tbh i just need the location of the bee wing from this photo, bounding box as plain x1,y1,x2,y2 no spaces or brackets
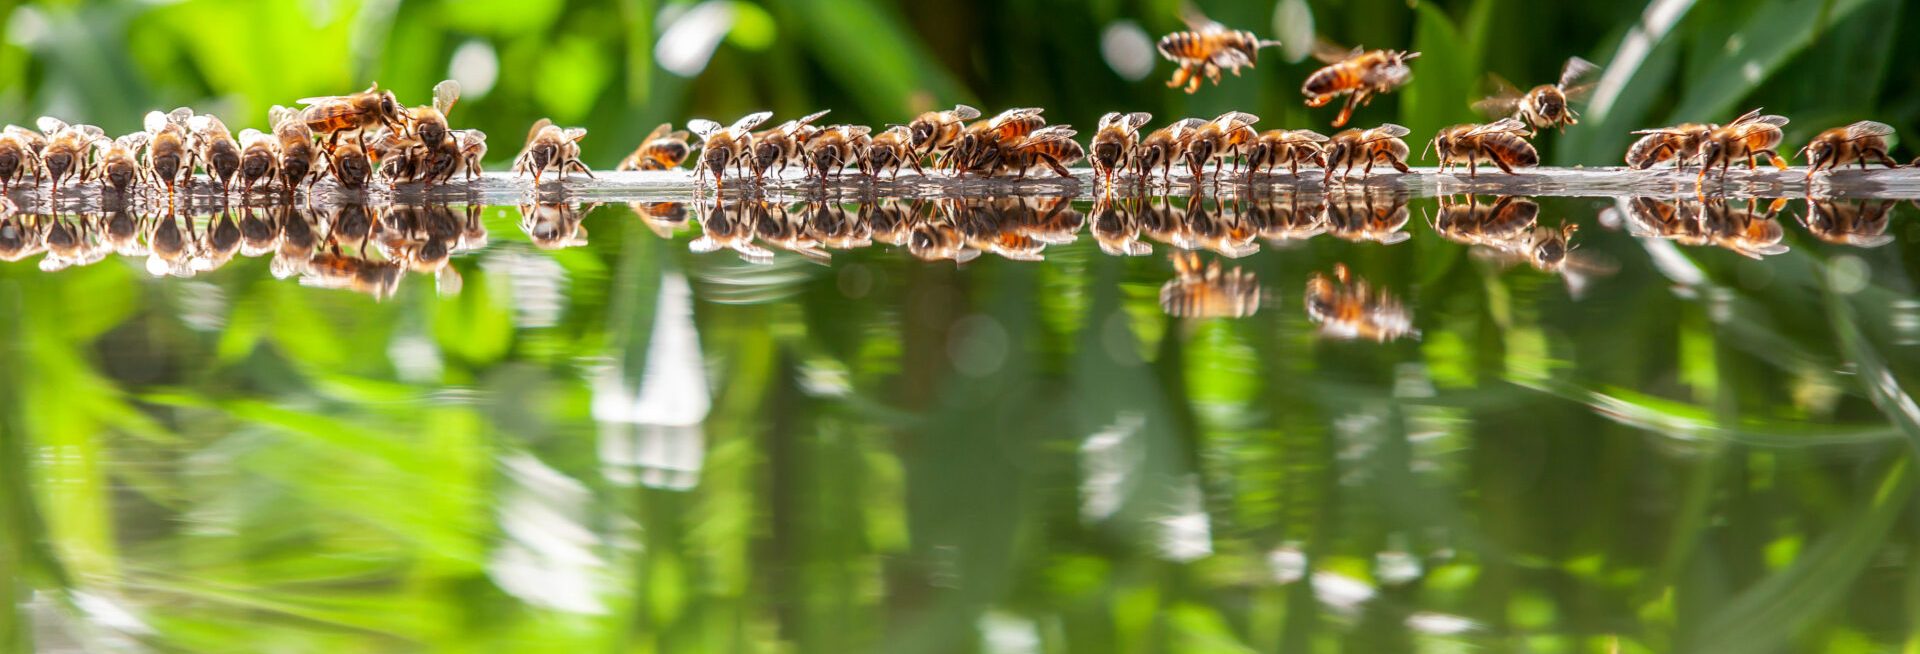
1125,112,1154,131
1472,73,1525,117
295,95,342,106
143,111,170,134
432,79,461,115
268,105,299,128
1561,82,1599,104
1629,126,1692,135
844,125,873,138
525,118,554,145
1846,120,1896,140
461,130,488,145
990,107,1046,126
791,109,831,129
667,130,690,142
1466,117,1528,137
1169,117,1207,132
76,124,106,140
642,123,672,142
563,127,588,142
117,132,151,150
1752,115,1790,127
1558,56,1600,90
1020,126,1078,147
167,107,195,125
1178,1,1226,33
1310,38,1360,64
1726,107,1766,126
1213,111,1260,128
34,116,68,134
238,128,268,146
952,104,982,120
1098,112,1123,130
1367,123,1412,140
1288,129,1330,143
687,118,723,139
729,111,774,132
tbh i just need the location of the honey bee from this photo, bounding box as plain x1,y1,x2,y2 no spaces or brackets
92,133,148,195
1625,122,1715,170
1245,190,1328,241
519,201,593,249
802,201,871,250
1323,124,1412,182
1428,194,1538,247
297,82,406,148
236,129,279,195
1696,197,1790,259
406,80,461,151
35,117,99,192
323,140,374,189
1090,196,1152,256
1799,121,1900,178
1798,198,1896,248
948,198,1045,261
860,125,923,180
1302,43,1420,128
1474,57,1598,132
268,105,318,192
804,124,872,180
690,200,775,262
1324,190,1411,244
302,251,405,299
1157,8,1282,94
371,131,426,183
1160,252,1262,318
513,118,592,185
450,130,488,182
1132,117,1205,186
0,210,43,263
688,111,773,190
948,108,1046,176
1174,196,1259,257
0,125,45,192
1304,263,1418,342
1244,129,1329,180
184,114,241,193
997,126,1084,178
616,123,694,171
748,200,830,262
237,205,281,256
1426,118,1538,177
1695,108,1789,184
749,110,831,180
1184,111,1260,183
1090,112,1153,187
907,104,980,158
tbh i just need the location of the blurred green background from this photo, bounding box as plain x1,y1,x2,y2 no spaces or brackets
1,0,1915,168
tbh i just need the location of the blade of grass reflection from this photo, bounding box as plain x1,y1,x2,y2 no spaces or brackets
1514,379,1907,447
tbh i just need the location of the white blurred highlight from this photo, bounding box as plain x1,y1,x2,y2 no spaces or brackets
593,271,710,491
450,40,499,100
657,1,735,78
1100,21,1155,82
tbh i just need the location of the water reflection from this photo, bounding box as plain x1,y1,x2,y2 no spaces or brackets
1305,263,1418,341
1612,196,1792,259
1430,195,1616,295
1159,251,1262,318
1799,198,1897,247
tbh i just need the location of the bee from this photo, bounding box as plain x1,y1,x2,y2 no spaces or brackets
1174,196,1258,257
1325,190,1411,244
1302,43,1420,128
1695,108,1789,185
1183,112,1260,183
450,129,488,182
302,251,405,299
237,205,281,257
268,105,318,192
804,125,872,180
949,108,1047,176
688,111,773,190
1015,195,1083,244
145,213,197,277
1157,8,1282,94
746,110,831,180
186,115,242,193
1160,251,1262,318
616,123,694,171
519,201,593,249
907,104,981,159
1799,199,1896,248
860,198,920,246
270,205,319,279
690,200,775,262
1696,197,1790,259
0,209,44,263
1090,196,1152,256
1245,190,1327,241
35,117,99,192
860,125,924,180
297,82,406,148
1244,129,1329,180
92,133,149,195
803,201,871,250
323,140,374,189
196,209,244,272
1304,263,1418,342
0,125,45,192
236,129,279,195
371,131,426,183
997,126,1084,178
512,118,592,185
1090,112,1153,187
101,209,146,257
1799,121,1899,178
1474,57,1599,132
1132,117,1205,186
1624,123,1714,170
1428,195,1538,247
748,200,830,262
406,80,461,151
1324,124,1412,181
1426,118,1538,177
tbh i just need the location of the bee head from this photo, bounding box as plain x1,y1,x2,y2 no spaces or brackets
909,120,935,151
1803,140,1834,168
1696,139,1724,166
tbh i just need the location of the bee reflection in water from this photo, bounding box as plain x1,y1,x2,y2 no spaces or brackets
1798,198,1897,248
1615,196,1790,259
1160,251,1262,318
1305,263,1418,342
1430,195,1615,296
690,196,1084,264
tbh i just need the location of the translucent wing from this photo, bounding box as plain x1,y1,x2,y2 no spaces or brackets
1846,120,1896,140
1287,129,1330,143
1179,2,1226,33
1367,123,1412,140
1213,111,1260,128
1466,117,1528,137
951,105,982,120
1472,73,1525,117
1558,56,1599,90
688,119,722,139
642,123,672,143
143,111,169,134
1097,112,1123,130
1726,107,1766,126
563,127,588,142
791,109,831,129
729,111,774,132
1124,112,1153,131
432,79,462,115
34,116,67,134
525,118,553,145
1311,38,1361,64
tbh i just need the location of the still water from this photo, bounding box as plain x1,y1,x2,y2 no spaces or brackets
3,190,1919,653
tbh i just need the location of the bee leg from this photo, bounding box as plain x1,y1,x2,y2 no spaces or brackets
1874,148,1900,169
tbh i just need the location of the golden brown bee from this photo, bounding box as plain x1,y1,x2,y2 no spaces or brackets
297,82,406,147
236,129,279,195
747,110,831,180
1323,123,1412,181
1324,190,1411,244
406,80,461,151
616,123,694,171
268,105,318,192
1474,57,1598,132
142,109,196,194
323,140,373,189
1160,251,1262,318
1090,111,1152,187
185,114,241,193
1245,190,1328,241
1695,108,1789,185
1132,117,1205,186
1426,118,1538,177
691,200,775,262
1428,195,1538,247
35,117,98,192
0,211,44,263
1799,199,1896,248
997,126,1084,178
1304,263,1418,342
303,251,405,299
1696,197,1790,259
1625,123,1715,171
1302,43,1420,128
1158,8,1282,94
1244,129,1329,180
1799,121,1899,178
949,108,1047,176
860,125,923,180
1183,111,1260,182
92,133,148,195
371,131,426,183
450,130,488,182
804,124,872,180
519,202,594,249
688,111,773,190
513,118,592,185
0,125,45,192
907,104,980,158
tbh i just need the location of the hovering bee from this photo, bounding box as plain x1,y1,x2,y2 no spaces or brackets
298,82,406,148
91,133,148,195
1244,129,1328,180
513,118,592,185
268,105,318,192
1302,43,1420,128
35,118,100,193
1799,121,1899,178
406,80,461,151
997,126,1084,178
749,110,831,180
1160,251,1262,318
861,125,923,180
1426,118,1538,177
1157,8,1281,94
1625,122,1715,170
1132,117,1205,186
1324,189,1411,244
907,104,980,158
1090,196,1152,256
1695,108,1789,184
804,124,872,180
688,111,773,190
236,129,279,195
1184,111,1260,183
1304,263,1418,342
1090,112,1153,187
0,125,44,192
1474,57,1598,132
1799,198,1896,248
616,123,695,171
948,108,1046,176
1324,124,1412,181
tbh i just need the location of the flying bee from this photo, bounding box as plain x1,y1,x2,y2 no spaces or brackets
1157,6,1281,94
297,82,406,148
1090,112,1153,187
1426,118,1538,177
688,111,773,190
803,124,872,180
512,118,592,185
1245,129,1329,180
235,129,279,195
1695,108,1790,185
907,104,980,159
323,140,374,189
142,109,196,194
616,123,694,171
186,114,242,193
949,108,1047,176
1302,43,1420,128
997,126,1084,178
1132,117,1205,186
406,80,461,151
1474,57,1599,132
92,133,149,195
35,117,99,193
1799,198,1896,248
1325,190,1411,244
1324,123,1412,181
747,110,831,180
1305,263,1418,342
861,125,924,180
1799,121,1899,178
1183,111,1260,183
267,105,317,192
0,125,44,192
1160,251,1262,318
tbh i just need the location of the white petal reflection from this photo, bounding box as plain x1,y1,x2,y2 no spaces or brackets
594,271,709,490
1155,477,1213,562
487,453,607,614
1079,413,1146,522
656,0,735,77
1406,611,1480,635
